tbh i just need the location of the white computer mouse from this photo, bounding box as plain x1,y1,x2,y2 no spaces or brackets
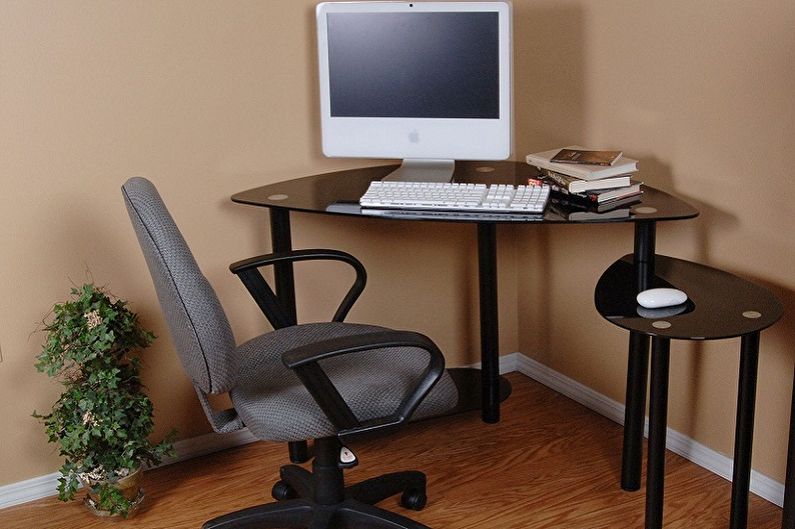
636,288,687,309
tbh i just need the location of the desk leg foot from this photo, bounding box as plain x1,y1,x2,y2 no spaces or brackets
622,331,650,491
646,337,670,529
730,332,760,529
446,368,512,415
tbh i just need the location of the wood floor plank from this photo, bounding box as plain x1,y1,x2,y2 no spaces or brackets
0,373,783,528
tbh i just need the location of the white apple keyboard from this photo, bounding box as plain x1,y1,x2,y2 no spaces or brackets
636,288,688,309
359,181,551,214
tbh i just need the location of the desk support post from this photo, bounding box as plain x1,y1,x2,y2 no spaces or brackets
622,221,657,491
269,208,308,463
477,223,500,423
646,336,670,529
622,332,650,491
783,366,795,529
634,221,656,277
730,331,760,529
270,208,297,326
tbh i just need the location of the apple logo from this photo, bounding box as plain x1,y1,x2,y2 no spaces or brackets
408,129,420,143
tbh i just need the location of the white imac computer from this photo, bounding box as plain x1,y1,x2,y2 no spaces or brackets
316,1,512,182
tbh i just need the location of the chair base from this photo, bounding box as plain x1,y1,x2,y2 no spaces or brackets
203,438,431,529
203,496,430,529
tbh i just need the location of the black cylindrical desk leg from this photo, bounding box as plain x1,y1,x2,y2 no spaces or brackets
730,332,760,529
622,221,656,491
269,209,308,463
622,332,650,491
646,336,670,529
633,221,656,276
269,208,297,326
477,223,500,423
782,366,795,529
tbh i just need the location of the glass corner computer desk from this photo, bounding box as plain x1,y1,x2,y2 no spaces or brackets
232,160,698,491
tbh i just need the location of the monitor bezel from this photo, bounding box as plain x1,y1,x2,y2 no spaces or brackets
316,1,512,162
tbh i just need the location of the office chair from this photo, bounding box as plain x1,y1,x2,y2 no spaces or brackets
122,177,459,529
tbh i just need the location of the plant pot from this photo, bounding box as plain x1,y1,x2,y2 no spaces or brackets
81,467,145,518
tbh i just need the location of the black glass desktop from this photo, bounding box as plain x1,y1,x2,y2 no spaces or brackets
232,160,698,494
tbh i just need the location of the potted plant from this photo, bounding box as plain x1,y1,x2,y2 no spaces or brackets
34,284,174,518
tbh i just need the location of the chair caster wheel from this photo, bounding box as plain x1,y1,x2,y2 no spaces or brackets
400,489,427,511
271,480,298,501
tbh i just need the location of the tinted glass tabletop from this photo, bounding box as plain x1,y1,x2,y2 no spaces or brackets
595,254,783,340
232,161,698,224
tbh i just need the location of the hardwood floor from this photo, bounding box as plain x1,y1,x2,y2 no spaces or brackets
0,373,783,528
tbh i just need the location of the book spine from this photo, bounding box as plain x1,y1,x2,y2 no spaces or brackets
547,186,594,206
541,170,572,190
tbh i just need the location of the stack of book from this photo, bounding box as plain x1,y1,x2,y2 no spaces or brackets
525,146,642,212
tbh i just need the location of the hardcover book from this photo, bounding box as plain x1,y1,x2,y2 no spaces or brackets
526,146,638,181
541,170,632,194
587,184,642,204
546,180,643,205
550,148,623,166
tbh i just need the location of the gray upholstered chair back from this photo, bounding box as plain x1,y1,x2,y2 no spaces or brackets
122,177,238,395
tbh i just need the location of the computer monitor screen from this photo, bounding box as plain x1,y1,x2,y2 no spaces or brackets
317,2,512,182
327,12,499,119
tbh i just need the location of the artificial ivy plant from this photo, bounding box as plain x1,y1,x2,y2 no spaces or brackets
34,284,174,517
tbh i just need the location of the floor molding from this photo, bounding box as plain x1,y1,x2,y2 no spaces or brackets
1,352,784,509
0,429,258,509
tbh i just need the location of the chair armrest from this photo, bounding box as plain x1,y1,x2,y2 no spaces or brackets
229,249,367,329
282,330,446,442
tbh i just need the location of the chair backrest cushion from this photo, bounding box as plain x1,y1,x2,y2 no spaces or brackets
122,177,237,394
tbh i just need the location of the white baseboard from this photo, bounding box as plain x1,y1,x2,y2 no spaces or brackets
512,352,785,508
1,352,785,510
0,428,258,509
0,472,62,511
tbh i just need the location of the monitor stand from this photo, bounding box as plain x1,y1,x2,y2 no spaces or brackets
382,159,455,183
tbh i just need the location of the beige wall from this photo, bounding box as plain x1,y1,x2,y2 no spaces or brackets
0,0,792,492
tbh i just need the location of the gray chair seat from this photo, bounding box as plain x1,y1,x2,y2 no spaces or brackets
232,322,459,442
